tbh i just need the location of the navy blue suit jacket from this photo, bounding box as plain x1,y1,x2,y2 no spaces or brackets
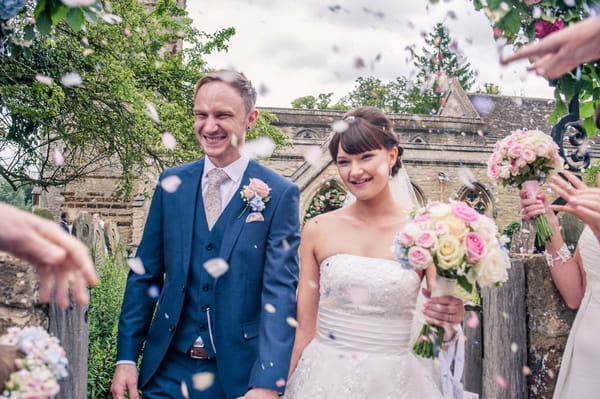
116,158,300,397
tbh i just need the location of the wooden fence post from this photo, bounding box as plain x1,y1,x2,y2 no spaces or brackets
482,257,528,399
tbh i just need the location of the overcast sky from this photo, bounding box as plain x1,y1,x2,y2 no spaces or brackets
186,0,555,108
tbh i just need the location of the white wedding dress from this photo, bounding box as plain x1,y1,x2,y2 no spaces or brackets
553,226,600,398
284,253,443,398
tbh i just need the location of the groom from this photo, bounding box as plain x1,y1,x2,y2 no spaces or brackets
111,70,300,399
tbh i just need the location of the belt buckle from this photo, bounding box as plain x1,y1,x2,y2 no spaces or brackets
190,344,210,360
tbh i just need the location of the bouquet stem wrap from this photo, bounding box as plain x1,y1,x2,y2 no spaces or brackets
413,275,457,358
522,180,554,246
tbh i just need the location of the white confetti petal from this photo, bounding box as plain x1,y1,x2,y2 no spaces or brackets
147,285,160,298
192,372,214,391
60,72,83,87
203,258,229,278
242,137,275,159
127,257,145,275
471,96,495,115
303,146,322,166
332,120,349,133
265,303,276,313
160,175,182,193
458,167,476,189
510,343,519,353
145,102,159,123
53,148,64,166
35,75,53,85
180,381,189,398
286,317,298,328
101,13,123,24
61,0,95,6
161,132,176,150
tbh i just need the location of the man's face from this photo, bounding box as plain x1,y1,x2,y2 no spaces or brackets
64,213,73,224
193,81,258,167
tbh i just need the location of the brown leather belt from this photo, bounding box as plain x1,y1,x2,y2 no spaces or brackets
189,343,211,360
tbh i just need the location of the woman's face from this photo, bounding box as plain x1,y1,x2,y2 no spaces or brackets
335,144,398,200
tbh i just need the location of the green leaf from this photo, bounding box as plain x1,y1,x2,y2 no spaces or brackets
82,6,99,25
36,10,52,36
51,5,69,24
34,0,47,18
580,100,596,119
498,9,522,36
584,116,598,137
66,7,85,32
23,25,35,42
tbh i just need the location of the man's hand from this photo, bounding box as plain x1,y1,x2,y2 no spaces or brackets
0,203,98,308
240,387,280,399
111,363,140,399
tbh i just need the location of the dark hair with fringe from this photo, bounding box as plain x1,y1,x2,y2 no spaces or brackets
328,106,403,176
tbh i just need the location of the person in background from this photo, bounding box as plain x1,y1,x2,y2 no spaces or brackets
59,211,73,235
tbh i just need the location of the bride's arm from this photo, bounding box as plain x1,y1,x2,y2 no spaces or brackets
287,219,321,378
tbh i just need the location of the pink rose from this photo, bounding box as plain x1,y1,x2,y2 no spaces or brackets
464,232,487,262
535,19,564,39
397,232,415,247
452,203,479,224
407,246,432,270
535,142,549,156
416,230,436,248
247,178,270,198
488,163,501,179
489,151,502,164
508,144,522,158
521,149,536,163
435,221,449,236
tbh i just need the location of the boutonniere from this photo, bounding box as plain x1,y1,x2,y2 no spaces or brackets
239,178,271,222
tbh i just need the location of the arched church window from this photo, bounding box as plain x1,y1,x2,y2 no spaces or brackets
295,129,319,139
303,184,346,224
456,183,495,218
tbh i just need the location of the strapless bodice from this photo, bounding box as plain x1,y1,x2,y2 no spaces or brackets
316,254,421,352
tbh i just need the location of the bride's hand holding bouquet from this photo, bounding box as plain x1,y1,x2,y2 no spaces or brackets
393,200,511,358
487,128,564,246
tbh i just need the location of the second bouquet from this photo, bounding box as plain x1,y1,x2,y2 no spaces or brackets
393,200,511,358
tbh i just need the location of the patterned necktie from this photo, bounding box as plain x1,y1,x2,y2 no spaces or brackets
204,168,229,230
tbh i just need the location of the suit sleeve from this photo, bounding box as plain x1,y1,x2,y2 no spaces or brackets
248,182,301,393
116,181,166,363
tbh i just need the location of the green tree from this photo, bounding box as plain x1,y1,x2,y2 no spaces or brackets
0,0,287,198
473,0,600,136
0,178,31,210
341,76,411,113
475,83,501,95
405,22,476,114
291,92,348,110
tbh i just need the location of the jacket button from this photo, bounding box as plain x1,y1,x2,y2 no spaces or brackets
180,285,185,292
168,326,175,333
206,243,214,250
200,305,209,312
202,284,211,291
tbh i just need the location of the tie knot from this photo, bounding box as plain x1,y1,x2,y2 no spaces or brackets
206,168,229,186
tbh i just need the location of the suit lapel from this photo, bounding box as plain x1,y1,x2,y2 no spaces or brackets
219,161,260,261
176,159,203,280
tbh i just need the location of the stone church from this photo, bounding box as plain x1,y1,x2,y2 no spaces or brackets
37,80,579,251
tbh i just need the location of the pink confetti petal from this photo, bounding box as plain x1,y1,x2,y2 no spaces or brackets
466,312,479,329
496,375,507,389
161,132,176,150
303,146,322,165
60,72,83,87
53,148,64,166
35,75,53,85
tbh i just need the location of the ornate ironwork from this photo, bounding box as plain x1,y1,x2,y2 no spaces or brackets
550,96,591,172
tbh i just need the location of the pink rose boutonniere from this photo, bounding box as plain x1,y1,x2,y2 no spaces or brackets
239,178,271,222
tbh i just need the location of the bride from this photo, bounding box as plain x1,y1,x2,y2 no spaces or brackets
284,107,465,398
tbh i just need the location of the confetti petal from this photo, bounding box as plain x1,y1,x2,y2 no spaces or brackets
471,96,495,115
466,312,479,329
332,120,349,133
35,75,53,85
53,148,64,166
458,167,476,189
127,257,145,275
265,303,276,313
496,375,507,389
162,132,176,150
303,146,322,165
203,258,229,278
286,317,298,328
181,381,189,398
192,372,214,391
160,175,182,193
242,137,275,159
145,102,159,123
60,72,83,87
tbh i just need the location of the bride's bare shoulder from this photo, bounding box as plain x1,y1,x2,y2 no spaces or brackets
302,208,349,234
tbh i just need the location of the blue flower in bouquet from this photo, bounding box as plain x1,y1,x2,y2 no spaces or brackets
0,0,27,20
249,194,266,212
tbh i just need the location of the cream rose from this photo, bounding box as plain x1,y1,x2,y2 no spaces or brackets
435,235,464,270
476,247,510,287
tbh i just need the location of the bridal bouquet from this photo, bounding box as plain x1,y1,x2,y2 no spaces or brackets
487,128,563,246
393,200,511,358
0,326,68,399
